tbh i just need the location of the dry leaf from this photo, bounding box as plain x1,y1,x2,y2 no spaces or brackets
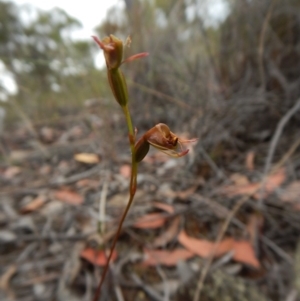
178,230,216,257
160,186,198,200
109,192,130,207
153,216,181,247
231,239,260,268
76,179,99,189
221,168,286,198
74,153,99,164
81,248,117,266
21,195,47,213
152,202,175,214
8,150,30,163
263,168,286,194
3,166,22,180
119,164,131,178
40,201,64,217
175,186,198,200
0,265,17,299
246,151,255,170
133,202,175,229
221,181,258,196
280,181,300,210
142,248,194,266
133,213,167,229
53,190,84,205
229,173,250,186
178,231,260,268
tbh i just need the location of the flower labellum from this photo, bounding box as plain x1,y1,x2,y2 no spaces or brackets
135,123,197,162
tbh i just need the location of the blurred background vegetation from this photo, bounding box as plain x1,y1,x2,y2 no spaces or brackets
1,0,300,160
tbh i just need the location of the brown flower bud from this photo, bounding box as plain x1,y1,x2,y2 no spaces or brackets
93,35,123,70
93,35,148,107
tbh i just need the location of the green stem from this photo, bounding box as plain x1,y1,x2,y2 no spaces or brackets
93,103,138,301
123,105,135,147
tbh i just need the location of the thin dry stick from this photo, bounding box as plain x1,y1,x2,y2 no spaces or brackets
258,0,276,91
156,265,170,301
99,175,109,235
258,98,300,208
262,236,293,264
131,273,165,301
271,137,300,173
196,13,223,96
113,278,125,301
109,261,124,301
198,146,225,179
127,79,202,114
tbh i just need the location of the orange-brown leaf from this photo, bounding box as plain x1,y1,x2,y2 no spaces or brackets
53,190,84,205
152,202,175,214
221,168,286,198
246,151,255,170
142,248,194,266
133,213,167,229
76,179,99,189
178,230,215,257
231,239,260,268
175,186,198,200
21,196,47,213
81,248,117,266
263,168,286,194
178,231,260,268
160,186,198,200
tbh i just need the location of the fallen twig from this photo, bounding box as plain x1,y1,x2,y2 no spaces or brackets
259,98,300,208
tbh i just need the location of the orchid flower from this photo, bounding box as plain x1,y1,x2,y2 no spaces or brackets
92,35,148,108
135,123,197,162
92,35,148,70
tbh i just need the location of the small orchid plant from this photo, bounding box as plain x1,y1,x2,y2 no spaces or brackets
92,35,196,301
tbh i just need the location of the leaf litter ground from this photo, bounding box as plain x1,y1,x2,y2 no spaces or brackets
0,111,300,301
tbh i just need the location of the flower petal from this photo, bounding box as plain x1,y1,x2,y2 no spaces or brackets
122,52,149,64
